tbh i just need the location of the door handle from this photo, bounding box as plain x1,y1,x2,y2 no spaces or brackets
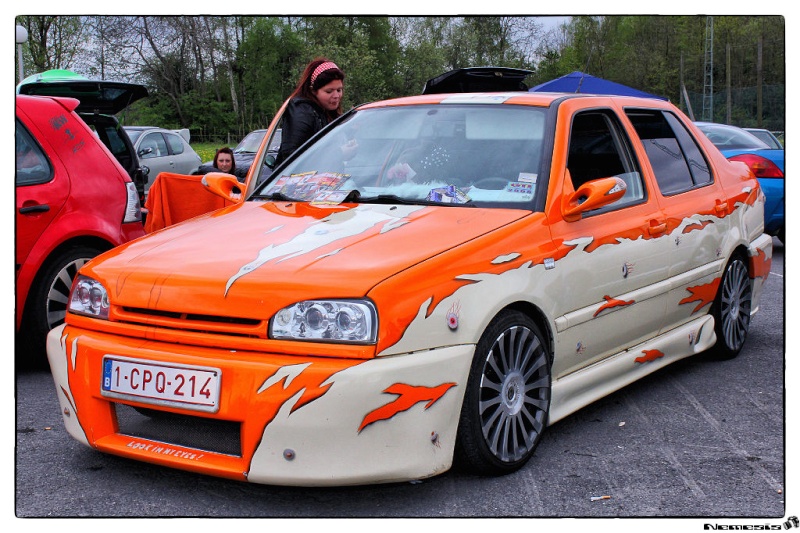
715,200,729,216
648,219,667,235
19,204,50,214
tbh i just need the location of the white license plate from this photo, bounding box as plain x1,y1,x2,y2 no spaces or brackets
102,356,221,413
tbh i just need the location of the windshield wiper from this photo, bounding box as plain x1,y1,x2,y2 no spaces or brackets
355,194,475,207
257,191,296,201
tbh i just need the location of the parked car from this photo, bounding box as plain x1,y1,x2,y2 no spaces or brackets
16,69,151,206
743,128,784,149
195,128,282,181
47,85,771,486
695,122,784,242
124,126,202,195
16,94,146,367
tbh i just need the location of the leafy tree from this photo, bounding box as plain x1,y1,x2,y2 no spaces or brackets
16,15,85,75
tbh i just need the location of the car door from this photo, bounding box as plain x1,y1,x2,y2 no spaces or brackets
624,108,730,334
547,104,672,378
138,131,172,178
15,116,67,270
162,131,196,175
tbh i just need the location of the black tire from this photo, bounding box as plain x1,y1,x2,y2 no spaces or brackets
709,254,752,359
18,245,102,369
455,310,551,475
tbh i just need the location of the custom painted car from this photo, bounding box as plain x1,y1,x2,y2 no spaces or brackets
47,90,772,486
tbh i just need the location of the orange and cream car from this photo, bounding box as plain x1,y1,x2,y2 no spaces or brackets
47,90,772,486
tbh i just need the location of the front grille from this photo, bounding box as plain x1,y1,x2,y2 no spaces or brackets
114,403,242,457
113,306,267,338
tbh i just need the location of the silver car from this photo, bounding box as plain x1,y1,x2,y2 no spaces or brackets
124,126,202,194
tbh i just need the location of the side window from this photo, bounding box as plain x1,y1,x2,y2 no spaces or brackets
164,133,185,155
139,133,167,159
16,120,53,186
626,109,712,195
567,111,645,210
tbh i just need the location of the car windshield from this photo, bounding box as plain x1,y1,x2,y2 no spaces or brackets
697,124,771,150
235,130,267,154
253,104,547,207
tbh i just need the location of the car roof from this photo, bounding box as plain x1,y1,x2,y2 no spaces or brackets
359,90,675,110
17,70,148,115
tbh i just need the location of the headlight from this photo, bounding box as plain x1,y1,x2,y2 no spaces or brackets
69,275,110,320
270,300,377,343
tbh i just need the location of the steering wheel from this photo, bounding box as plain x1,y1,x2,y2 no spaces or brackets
472,177,509,190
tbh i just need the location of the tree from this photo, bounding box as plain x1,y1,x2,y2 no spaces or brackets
16,15,85,75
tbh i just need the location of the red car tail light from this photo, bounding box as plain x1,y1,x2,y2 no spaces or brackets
728,153,784,178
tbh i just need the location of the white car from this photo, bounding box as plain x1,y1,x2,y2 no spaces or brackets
124,126,202,195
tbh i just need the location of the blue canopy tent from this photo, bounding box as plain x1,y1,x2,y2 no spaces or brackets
530,71,668,100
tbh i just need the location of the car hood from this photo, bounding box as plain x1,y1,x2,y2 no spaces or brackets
17,70,148,115
86,201,531,319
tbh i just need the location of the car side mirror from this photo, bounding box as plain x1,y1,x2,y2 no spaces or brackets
561,176,627,222
265,154,276,169
202,172,244,203
138,147,153,158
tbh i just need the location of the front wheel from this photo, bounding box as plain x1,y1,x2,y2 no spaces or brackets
710,254,752,359
455,310,551,475
18,245,102,368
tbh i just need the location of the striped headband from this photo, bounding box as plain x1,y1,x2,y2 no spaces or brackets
310,61,339,87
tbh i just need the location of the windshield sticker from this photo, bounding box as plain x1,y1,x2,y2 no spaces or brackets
265,171,350,201
311,189,356,206
426,185,471,204
517,172,537,184
505,182,534,199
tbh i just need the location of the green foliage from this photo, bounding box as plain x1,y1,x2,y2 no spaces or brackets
19,15,783,136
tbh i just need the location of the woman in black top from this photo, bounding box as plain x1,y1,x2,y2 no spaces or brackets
277,58,347,165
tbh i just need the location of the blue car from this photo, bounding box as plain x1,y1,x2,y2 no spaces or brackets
695,122,784,242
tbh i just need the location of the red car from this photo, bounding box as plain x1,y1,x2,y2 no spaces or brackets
15,94,145,366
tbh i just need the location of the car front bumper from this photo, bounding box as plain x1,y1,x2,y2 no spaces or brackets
46,324,473,486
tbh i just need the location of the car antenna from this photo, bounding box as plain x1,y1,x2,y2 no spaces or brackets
576,47,594,94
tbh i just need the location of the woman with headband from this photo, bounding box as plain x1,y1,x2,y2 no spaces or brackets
276,58,354,165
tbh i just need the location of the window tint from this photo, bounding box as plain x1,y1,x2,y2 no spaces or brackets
627,110,712,195
16,120,53,186
567,111,645,210
140,133,168,159
164,133,185,155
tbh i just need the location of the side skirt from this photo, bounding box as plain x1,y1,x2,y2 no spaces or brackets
548,315,716,425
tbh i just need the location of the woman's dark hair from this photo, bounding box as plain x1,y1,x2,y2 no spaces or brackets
213,146,236,173
290,57,345,119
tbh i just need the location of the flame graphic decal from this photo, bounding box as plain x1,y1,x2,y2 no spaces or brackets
751,248,772,280
359,382,457,432
225,205,425,295
255,360,363,427
682,220,714,234
635,349,665,364
679,278,721,314
594,295,635,317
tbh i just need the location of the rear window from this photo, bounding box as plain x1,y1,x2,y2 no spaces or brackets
165,132,185,155
16,119,53,186
627,110,712,195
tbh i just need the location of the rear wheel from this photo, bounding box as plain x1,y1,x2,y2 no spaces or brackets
710,254,752,359
455,310,551,475
18,246,102,368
